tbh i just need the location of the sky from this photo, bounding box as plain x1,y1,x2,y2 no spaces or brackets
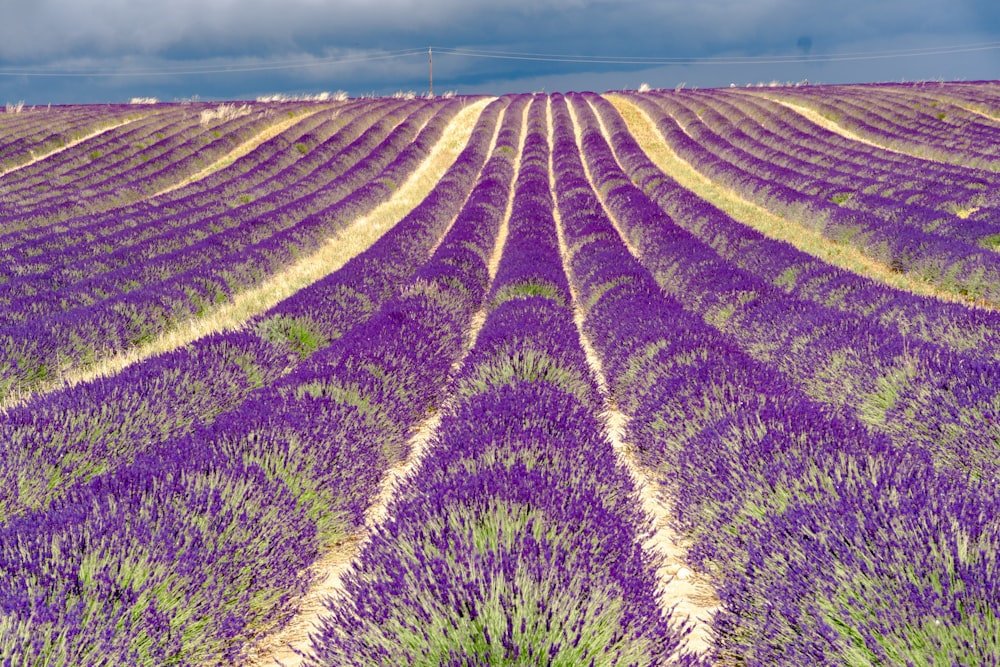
1,0,999,104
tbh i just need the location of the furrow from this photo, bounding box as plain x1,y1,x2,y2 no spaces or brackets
242,97,525,667
550,96,720,657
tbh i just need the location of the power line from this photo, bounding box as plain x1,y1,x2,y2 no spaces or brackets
432,41,1000,66
0,49,426,77
1,41,997,79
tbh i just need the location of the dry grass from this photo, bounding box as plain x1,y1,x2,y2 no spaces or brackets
199,103,251,125
4,99,493,412
606,94,994,309
256,91,348,103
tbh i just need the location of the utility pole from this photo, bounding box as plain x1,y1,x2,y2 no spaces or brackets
429,47,433,97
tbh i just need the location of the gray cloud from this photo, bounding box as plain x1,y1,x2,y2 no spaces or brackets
1,0,997,102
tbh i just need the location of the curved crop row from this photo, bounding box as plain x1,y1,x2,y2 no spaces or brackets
594,93,1000,361
0,95,520,665
0,102,325,221
0,100,430,315
584,93,1000,479
0,96,511,527
0,86,996,666
758,82,1000,168
0,99,462,399
624,90,1000,304
559,91,1000,667
669,90,1000,234
304,95,697,667
0,104,147,175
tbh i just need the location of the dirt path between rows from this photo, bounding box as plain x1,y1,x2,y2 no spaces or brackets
241,98,525,667
549,97,720,657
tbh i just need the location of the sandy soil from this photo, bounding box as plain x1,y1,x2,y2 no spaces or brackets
241,99,521,667
550,97,721,657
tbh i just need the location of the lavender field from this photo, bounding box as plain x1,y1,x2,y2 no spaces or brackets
1,83,998,666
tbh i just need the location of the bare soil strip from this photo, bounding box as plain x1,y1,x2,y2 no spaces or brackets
759,96,906,153
241,413,445,667
1,99,493,413
953,103,1000,123
0,118,141,179
551,98,720,656
148,110,324,198
607,94,996,310
241,100,525,667
757,94,1000,170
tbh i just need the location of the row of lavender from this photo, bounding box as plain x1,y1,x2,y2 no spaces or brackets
2,86,996,665
666,90,1000,228
601,88,1000,366
0,98,461,399
562,92,1000,665
0,95,519,664
763,81,1000,168
679,87,1000,256
0,104,151,174
0,101,323,221
596,92,1000,477
622,89,1000,305
302,94,698,667
0,100,395,308
0,98,411,309
0,100,367,253
0,101,351,255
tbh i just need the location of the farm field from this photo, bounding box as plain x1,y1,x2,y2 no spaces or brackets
0,82,998,666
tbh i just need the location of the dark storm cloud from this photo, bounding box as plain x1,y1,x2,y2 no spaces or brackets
1,0,998,102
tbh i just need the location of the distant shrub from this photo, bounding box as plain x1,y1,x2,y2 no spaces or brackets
256,91,347,102
4,100,24,113
129,97,158,105
199,103,251,125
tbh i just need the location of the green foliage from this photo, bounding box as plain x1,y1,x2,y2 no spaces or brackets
489,281,565,308
255,315,327,359
336,499,667,666
456,345,594,406
980,233,1000,251
775,265,802,290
